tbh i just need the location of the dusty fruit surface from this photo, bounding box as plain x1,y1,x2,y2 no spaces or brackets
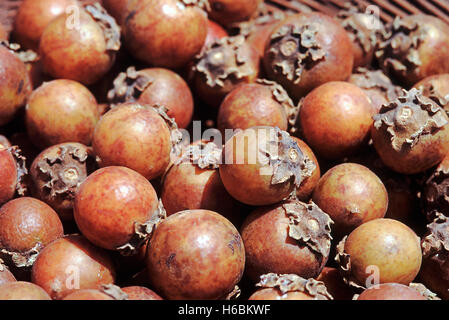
146,209,245,300
207,0,262,26
62,289,114,300
121,286,163,300
0,281,51,300
356,283,427,300
0,262,16,285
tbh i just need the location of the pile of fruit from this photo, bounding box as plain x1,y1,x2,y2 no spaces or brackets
1,0,449,300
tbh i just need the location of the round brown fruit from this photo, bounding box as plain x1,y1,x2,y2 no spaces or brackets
312,163,388,236
293,137,320,201
336,218,422,289
241,200,332,282
31,234,116,300
123,0,208,69
357,283,427,300
263,13,354,101
102,0,129,25
207,0,261,27
92,103,176,180
0,281,51,300
0,148,19,206
299,81,373,160
121,286,163,300
25,80,99,149
316,267,353,300
62,289,114,300
146,210,245,300
39,3,121,85
0,262,16,285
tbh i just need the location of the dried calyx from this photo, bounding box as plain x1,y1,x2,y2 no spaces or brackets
350,67,402,101
116,200,166,256
259,127,315,187
193,35,254,88
0,40,38,63
107,66,153,105
8,146,28,197
415,83,449,114
266,23,325,84
375,16,425,75
179,0,210,11
0,242,43,269
335,236,365,290
424,162,449,220
84,2,121,51
409,283,441,300
256,273,333,300
373,88,448,152
152,104,184,157
257,79,299,129
224,285,241,300
100,284,129,300
282,200,333,260
421,212,449,258
175,141,222,169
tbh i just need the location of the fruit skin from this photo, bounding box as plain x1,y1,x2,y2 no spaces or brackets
102,0,129,25
31,235,116,300
0,25,7,40
293,137,320,201
299,81,374,160
13,0,79,51
0,46,32,126
241,201,330,282
217,83,289,133
263,13,354,101
25,80,99,150
337,218,422,288
0,135,11,149
208,0,261,27
0,263,16,285
316,267,353,300
205,19,228,48
146,210,245,300
249,288,316,300
0,281,51,300
414,74,449,112
74,166,159,251
39,5,120,85
312,163,388,236
0,197,64,263
92,103,173,180
124,0,208,69
121,286,163,300
0,148,18,206
62,289,114,300
357,283,426,300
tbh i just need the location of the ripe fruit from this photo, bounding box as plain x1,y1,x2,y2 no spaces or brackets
207,0,261,27
204,19,228,49
123,0,208,69
0,281,51,300
312,163,388,236
376,15,449,87
316,267,353,300
146,210,245,300
121,286,163,300
371,88,449,174
241,200,332,282
39,3,121,85
356,283,427,300
13,0,78,50
293,137,320,201
30,143,97,222
161,142,237,222
217,80,297,134
423,154,449,221
107,67,194,129
0,197,63,269
102,0,129,25
249,273,332,300
0,45,32,126
0,261,16,285
92,103,181,180
414,74,449,112
192,35,260,108
299,81,373,160
219,126,315,206
31,234,116,300
336,218,422,289
0,135,11,149
0,147,23,206
263,13,353,101
62,290,114,300
74,166,163,253
25,80,99,149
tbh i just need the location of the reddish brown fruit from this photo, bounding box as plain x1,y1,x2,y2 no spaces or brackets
0,262,16,285
241,200,332,282
31,234,116,300
0,148,19,206
107,67,194,129
336,219,422,289
30,143,97,222
102,0,129,25
0,281,51,300
0,135,11,149
217,80,297,134
74,166,162,253
312,163,388,236
376,15,449,87
124,0,208,69
39,3,121,85
207,0,261,27
263,13,354,101
219,127,315,206
146,210,245,300
357,283,427,300
0,197,63,269
192,36,260,108
371,88,449,174
249,273,332,300
316,267,353,300
205,19,228,48
0,25,7,40
25,80,99,149
299,81,373,160
62,289,114,300
0,45,32,126
121,286,163,300
13,0,79,50
414,74,449,112
92,103,180,180
292,137,320,201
